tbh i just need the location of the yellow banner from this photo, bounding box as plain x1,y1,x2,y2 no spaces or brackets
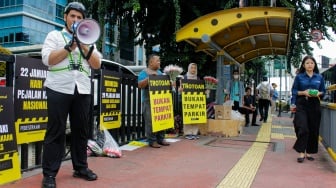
14,56,48,144
149,90,174,132
0,152,21,185
182,91,207,124
15,117,47,144
99,111,121,130
99,70,122,129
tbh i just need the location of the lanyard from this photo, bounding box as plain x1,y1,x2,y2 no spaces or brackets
49,31,89,76
61,31,82,65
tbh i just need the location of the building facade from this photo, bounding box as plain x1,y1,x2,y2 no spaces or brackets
0,0,66,55
0,0,146,66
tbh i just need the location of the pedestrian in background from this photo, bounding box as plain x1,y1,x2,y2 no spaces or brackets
256,76,272,123
225,69,245,111
291,55,326,163
138,54,170,148
41,2,102,187
271,83,278,114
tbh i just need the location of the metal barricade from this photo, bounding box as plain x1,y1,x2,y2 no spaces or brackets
320,102,331,147
327,103,336,152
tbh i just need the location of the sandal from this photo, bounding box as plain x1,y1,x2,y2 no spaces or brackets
297,157,305,163
306,155,314,161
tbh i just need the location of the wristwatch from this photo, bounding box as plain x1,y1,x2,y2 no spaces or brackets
64,44,72,53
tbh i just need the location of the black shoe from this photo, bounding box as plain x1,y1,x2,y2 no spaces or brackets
297,157,305,163
73,168,97,181
306,156,315,161
158,141,170,146
259,117,263,121
42,176,56,188
149,141,161,148
251,124,260,126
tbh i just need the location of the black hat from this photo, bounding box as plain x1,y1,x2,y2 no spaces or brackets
64,2,86,18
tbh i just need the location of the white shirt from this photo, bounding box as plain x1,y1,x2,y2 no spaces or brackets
256,81,272,97
41,28,102,95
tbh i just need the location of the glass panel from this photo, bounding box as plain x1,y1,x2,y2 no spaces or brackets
9,33,14,42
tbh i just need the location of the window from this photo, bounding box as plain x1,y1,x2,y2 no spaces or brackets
56,4,64,19
15,32,23,41
9,33,14,42
15,32,29,42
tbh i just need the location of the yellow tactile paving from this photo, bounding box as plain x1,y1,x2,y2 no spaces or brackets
217,114,298,188
216,120,272,188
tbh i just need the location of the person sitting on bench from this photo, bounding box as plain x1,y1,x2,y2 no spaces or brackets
239,87,259,127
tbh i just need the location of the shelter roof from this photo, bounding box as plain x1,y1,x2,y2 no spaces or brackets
176,7,295,65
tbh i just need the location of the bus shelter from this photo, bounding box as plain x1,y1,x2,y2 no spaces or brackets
176,7,295,104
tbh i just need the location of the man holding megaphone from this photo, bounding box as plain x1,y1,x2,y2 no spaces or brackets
41,2,102,188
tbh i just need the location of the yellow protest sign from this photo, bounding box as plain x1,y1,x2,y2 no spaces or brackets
99,70,122,130
148,75,174,132
181,79,207,124
0,152,21,185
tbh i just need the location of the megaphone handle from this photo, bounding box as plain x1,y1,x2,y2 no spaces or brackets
73,37,85,58
74,36,94,60
86,46,94,60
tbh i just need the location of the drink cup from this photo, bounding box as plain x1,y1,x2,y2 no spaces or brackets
308,89,318,96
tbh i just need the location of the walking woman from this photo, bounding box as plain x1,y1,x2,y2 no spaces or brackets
291,55,326,163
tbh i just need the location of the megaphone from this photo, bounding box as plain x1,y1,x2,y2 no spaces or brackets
72,19,101,45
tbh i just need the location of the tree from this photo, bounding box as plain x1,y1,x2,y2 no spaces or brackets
82,0,336,75
0,45,12,76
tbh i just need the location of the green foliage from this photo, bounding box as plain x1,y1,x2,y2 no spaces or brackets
0,45,12,55
87,0,336,76
244,57,267,85
0,45,12,76
0,61,5,76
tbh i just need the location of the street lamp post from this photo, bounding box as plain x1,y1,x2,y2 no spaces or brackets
267,61,271,84
278,57,283,117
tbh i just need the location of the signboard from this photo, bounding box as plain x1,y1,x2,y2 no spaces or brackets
274,60,285,69
321,55,330,68
0,152,21,185
14,56,48,144
181,79,207,124
311,29,323,42
0,87,21,185
0,87,17,154
99,70,122,129
148,75,174,132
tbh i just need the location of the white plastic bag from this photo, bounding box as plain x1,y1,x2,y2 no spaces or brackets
231,110,245,121
224,100,234,106
87,139,103,156
102,129,122,158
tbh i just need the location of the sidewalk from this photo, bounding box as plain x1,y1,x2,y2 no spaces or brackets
2,112,336,188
